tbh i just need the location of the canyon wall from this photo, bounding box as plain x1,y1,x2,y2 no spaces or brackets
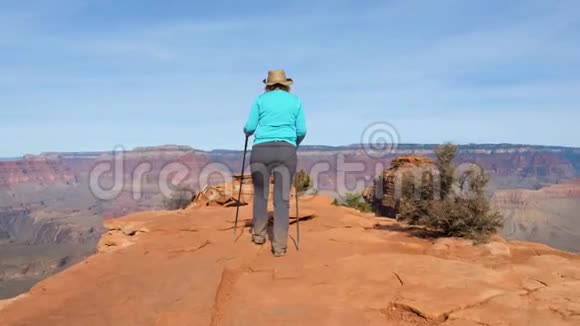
209,144,580,192
492,179,580,253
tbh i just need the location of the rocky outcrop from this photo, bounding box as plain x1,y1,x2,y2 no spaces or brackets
97,218,150,253
363,155,435,217
0,196,579,325
192,175,252,208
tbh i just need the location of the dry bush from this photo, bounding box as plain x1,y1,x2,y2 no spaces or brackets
397,170,435,225
163,188,196,210
295,169,313,195
398,144,503,242
333,192,373,213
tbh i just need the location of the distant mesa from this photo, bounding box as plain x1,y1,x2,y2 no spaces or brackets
130,145,197,153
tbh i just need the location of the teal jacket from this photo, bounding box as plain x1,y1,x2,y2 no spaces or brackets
243,90,307,147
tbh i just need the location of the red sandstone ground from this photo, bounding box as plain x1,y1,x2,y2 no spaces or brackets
1,195,580,326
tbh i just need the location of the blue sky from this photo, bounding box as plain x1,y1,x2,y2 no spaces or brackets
1,0,580,156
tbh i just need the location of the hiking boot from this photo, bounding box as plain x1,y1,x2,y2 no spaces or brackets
272,248,287,257
252,235,266,245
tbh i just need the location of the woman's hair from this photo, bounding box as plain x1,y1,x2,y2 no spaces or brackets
265,83,291,92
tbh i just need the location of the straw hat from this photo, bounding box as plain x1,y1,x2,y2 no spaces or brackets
263,69,294,86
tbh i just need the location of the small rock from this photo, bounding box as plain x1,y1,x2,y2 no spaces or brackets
483,241,511,257
97,232,134,253
121,223,149,236
430,242,450,251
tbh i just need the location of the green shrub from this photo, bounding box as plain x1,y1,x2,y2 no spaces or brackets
435,143,457,199
397,144,503,242
295,169,313,195
397,170,435,224
333,192,373,213
163,188,196,210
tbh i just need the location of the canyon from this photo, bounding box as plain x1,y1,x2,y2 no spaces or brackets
1,143,579,299
492,179,580,253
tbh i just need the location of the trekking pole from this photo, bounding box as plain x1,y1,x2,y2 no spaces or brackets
234,135,249,239
295,173,300,250
295,143,301,250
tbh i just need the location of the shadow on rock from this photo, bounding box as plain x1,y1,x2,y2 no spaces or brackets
371,222,443,240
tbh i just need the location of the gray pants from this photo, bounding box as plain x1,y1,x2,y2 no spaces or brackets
250,141,297,251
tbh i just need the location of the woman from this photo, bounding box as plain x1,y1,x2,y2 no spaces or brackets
243,69,307,257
